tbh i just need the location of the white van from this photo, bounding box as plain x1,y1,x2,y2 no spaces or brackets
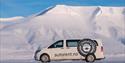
34,39,105,63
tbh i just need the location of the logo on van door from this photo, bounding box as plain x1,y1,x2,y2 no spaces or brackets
55,53,78,57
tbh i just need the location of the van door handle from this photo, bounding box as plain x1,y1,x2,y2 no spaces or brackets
61,48,64,49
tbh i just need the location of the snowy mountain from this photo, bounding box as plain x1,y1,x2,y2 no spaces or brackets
0,16,24,30
0,5,125,60
0,16,24,22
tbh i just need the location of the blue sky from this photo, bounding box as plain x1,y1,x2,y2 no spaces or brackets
1,0,125,18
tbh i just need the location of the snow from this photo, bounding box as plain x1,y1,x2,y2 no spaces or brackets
1,56,125,63
0,5,125,62
0,16,24,22
0,16,24,30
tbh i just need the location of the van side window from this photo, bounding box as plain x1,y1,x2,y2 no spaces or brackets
66,40,80,47
48,40,63,48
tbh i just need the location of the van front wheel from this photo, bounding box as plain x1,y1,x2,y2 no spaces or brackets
40,54,50,63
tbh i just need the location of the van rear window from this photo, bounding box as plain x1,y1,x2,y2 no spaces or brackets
66,40,80,47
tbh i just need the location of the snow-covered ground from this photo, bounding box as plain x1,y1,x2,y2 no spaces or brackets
1,56,125,63
0,5,125,63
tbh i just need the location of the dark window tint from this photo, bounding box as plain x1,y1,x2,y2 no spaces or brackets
48,40,63,48
66,40,80,47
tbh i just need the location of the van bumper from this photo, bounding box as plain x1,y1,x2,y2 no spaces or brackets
34,52,40,61
34,54,39,61
96,57,105,60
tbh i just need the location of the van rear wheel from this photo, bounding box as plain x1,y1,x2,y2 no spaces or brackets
85,54,96,62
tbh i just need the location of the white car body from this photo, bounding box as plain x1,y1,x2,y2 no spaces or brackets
35,39,105,61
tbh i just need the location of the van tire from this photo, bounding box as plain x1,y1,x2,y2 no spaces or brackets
40,54,50,63
77,39,96,56
85,53,96,62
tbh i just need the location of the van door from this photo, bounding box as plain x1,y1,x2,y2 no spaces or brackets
47,40,65,60
64,40,83,59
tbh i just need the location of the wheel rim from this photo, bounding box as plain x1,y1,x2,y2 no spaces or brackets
41,55,49,62
87,55,94,62
82,43,91,52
